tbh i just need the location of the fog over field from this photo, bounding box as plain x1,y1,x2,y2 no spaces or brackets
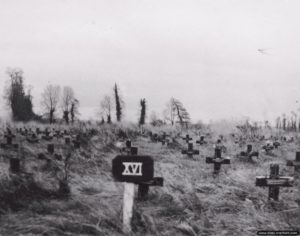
1,0,300,123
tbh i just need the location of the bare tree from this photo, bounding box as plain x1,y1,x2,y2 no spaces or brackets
61,86,75,124
163,97,176,125
101,95,113,123
163,98,190,127
41,84,60,124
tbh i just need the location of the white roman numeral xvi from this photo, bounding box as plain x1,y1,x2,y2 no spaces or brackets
122,162,143,176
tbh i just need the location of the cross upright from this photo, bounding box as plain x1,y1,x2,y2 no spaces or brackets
256,164,293,201
122,140,132,154
181,143,199,158
182,134,192,143
287,151,300,174
206,148,230,176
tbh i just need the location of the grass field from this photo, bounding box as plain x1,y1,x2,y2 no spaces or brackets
0,122,299,236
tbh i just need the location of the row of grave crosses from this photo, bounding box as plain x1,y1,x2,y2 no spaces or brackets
1,127,82,149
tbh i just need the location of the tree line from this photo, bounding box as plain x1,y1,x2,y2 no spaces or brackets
4,67,191,127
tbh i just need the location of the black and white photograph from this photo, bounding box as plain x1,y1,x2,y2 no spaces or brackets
0,0,299,235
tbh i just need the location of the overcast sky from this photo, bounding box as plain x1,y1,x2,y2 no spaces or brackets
1,0,300,123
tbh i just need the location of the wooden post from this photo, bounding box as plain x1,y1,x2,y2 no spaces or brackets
47,144,54,154
123,182,135,233
269,164,280,201
215,148,222,158
247,144,252,153
123,145,137,233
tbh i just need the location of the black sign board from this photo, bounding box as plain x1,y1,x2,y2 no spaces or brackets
112,155,154,183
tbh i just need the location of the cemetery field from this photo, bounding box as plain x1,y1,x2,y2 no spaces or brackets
0,123,299,236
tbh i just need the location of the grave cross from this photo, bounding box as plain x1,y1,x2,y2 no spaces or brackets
1,132,18,149
206,148,230,176
42,129,53,141
122,140,132,154
196,136,206,145
240,144,259,161
181,143,199,158
262,142,274,154
38,144,62,161
287,152,300,174
256,164,293,201
182,134,192,143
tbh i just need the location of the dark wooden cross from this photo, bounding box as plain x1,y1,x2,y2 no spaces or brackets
287,152,300,174
1,132,18,149
182,134,192,143
206,148,230,176
256,164,293,201
240,144,259,161
135,149,163,200
196,136,206,145
181,143,199,158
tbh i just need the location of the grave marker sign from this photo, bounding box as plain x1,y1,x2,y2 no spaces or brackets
112,155,154,183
